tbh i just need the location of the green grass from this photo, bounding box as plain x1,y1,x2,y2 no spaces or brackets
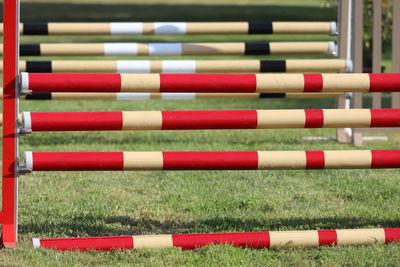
1,0,400,266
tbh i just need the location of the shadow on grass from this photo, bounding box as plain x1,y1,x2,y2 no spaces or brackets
0,3,337,22
20,215,400,237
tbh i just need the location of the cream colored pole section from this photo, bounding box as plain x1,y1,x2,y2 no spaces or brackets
48,23,110,35
186,22,248,34
196,60,259,73
286,59,346,73
40,44,105,56
256,110,305,128
272,22,332,34
150,61,163,73
182,43,245,55
257,151,307,170
269,230,319,248
133,235,173,248
323,150,372,169
51,93,117,100
336,229,385,245
120,74,160,92
256,74,304,93
322,109,371,128
52,60,118,73
269,42,330,54
122,111,162,130
19,61,26,72
123,152,163,170
322,74,370,92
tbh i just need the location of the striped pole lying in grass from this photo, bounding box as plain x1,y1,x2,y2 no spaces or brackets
32,228,400,251
1,22,337,35
21,109,400,132
0,42,336,56
21,73,400,93
24,150,400,171
0,59,352,73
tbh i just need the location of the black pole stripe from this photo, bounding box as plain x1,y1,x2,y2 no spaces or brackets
24,92,52,100
248,22,273,34
259,93,286,98
20,44,41,56
22,23,48,35
245,42,270,55
26,61,52,73
260,60,286,72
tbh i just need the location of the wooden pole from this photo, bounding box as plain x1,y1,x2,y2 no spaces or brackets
1,0,20,248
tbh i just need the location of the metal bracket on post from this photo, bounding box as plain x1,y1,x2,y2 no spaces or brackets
18,167,32,175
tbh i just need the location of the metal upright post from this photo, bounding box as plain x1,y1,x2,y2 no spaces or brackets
337,0,352,143
393,0,400,108
372,0,382,108
1,0,20,248
352,0,363,146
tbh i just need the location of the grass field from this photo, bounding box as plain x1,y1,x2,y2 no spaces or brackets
1,0,400,266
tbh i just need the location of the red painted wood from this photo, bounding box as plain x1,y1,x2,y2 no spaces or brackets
160,74,257,92
162,151,259,170
27,73,121,92
30,112,123,131
371,150,400,168
161,110,258,130
172,232,270,249
1,0,19,248
318,230,337,245
370,109,400,127
31,152,124,171
39,236,133,251
305,151,325,169
303,74,323,92
369,73,400,92
384,228,400,243
304,109,324,128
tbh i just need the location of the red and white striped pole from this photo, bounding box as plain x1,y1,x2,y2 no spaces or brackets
20,73,400,93
32,228,400,251
24,150,400,171
21,109,400,132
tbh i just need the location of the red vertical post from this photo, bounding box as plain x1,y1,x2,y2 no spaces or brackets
1,0,20,248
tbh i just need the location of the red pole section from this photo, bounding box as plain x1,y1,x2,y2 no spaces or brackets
22,109,400,132
21,73,400,93
24,150,400,171
1,0,19,248
32,228,400,251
